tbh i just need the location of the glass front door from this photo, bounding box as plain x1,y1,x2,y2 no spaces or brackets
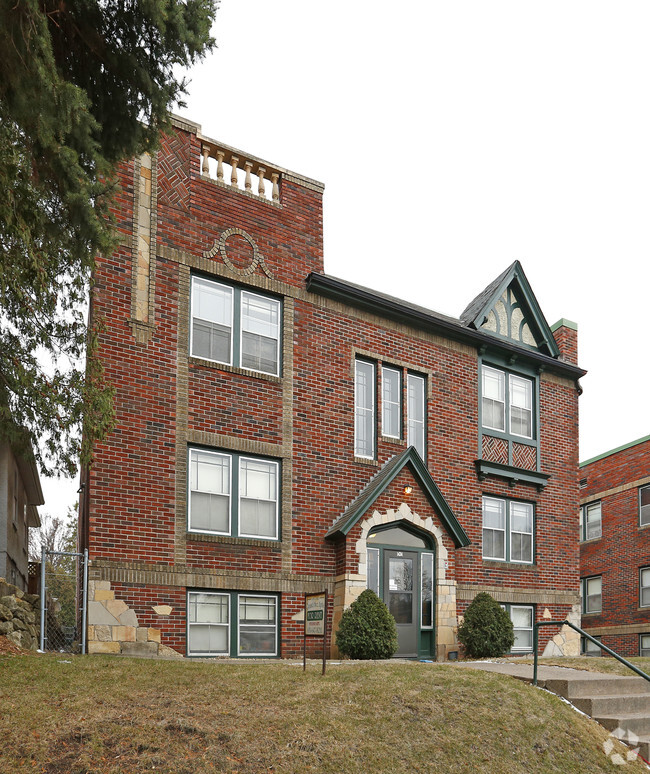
384,550,418,657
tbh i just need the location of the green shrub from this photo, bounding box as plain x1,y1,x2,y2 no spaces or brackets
457,592,515,658
335,590,398,660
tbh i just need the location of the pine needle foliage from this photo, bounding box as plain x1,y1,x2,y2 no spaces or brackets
0,0,217,475
457,592,515,658
335,589,398,660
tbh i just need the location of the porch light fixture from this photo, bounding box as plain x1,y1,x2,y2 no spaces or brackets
403,486,413,495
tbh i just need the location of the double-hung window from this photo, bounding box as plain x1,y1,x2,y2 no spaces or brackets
640,485,650,527
501,604,534,652
191,276,281,376
481,365,533,439
355,360,376,458
188,448,279,540
640,567,650,608
482,496,533,563
581,576,602,614
187,591,278,657
640,634,650,657
382,367,401,439
580,501,602,541
407,374,426,459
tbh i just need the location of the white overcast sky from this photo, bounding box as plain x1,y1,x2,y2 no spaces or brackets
42,1,650,513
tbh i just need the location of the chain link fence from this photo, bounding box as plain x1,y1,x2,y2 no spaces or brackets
40,549,88,654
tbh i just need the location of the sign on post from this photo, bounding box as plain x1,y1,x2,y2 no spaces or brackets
303,590,328,674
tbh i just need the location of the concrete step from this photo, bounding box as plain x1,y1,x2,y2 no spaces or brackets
543,676,650,699
572,693,650,717
595,713,650,738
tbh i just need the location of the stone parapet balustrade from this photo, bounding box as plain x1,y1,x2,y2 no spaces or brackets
198,137,281,204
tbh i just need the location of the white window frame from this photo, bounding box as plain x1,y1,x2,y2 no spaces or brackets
237,594,278,657
190,275,281,376
187,591,230,657
381,366,401,439
640,567,650,608
407,373,426,460
481,365,506,432
640,485,650,527
582,575,602,614
355,360,375,459
188,448,232,536
481,365,534,440
239,289,281,376
508,374,533,439
188,448,279,540
367,547,380,596
580,501,602,541
482,497,533,564
510,604,534,653
238,456,279,541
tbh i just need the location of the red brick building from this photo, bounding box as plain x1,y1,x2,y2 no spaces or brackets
579,435,650,657
79,115,585,660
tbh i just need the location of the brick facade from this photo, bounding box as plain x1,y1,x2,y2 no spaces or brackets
80,116,584,660
579,435,650,657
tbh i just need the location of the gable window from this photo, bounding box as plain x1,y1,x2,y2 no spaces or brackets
482,496,533,564
382,367,401,439
191,276,281,376
640,567,650,608
580,501,602,541
640,485,650,527
355,360,375,458
188,448,279,540
407,374,426,460
187,591,278,657
481,366,533,439
581,576,602,614
640,634,650,658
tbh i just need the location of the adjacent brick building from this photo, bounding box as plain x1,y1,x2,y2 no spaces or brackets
579,435,650,657
79,115,585,659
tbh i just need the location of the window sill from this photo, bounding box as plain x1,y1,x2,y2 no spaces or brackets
475,459,550,490
579,536,602,545
582,611,601,617
188,356,281,383
186,532,282,548
482,559,537,569
354,456,378,466
382,435,404,446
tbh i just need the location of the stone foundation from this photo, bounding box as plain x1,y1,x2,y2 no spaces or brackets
541,604,581,657
0,578,39,650
87,580,182,658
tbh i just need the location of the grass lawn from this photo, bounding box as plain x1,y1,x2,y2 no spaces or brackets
519,655,650,677
0,651,647,773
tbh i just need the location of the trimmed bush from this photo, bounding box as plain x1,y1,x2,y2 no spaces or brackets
335,590,398,660
457,592,515,658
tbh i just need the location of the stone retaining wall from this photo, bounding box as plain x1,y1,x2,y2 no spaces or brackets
0,578,40,650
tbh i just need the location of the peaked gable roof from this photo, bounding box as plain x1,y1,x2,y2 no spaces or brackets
325,447,470,547
460,261,560,358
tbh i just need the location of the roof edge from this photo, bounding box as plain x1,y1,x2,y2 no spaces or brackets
580,433,650,468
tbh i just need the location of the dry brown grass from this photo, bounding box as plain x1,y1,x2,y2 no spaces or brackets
0,653,647,773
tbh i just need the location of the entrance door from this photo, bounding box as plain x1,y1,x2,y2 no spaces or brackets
383,549,418,657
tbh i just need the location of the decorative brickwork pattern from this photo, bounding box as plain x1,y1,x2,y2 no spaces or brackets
482,435,508,465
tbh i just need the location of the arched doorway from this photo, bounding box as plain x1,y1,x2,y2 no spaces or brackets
366,523,435,658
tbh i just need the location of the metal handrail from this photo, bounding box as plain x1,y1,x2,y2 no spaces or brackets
533,620,650,686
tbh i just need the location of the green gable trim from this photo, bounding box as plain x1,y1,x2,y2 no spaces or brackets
550,318,578,332
475,459,550,490
580,433,650,468
326,447,470,548
465,261,561,359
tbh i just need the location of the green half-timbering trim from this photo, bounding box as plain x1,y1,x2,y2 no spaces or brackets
306,272,583,380
461,261,561,359
474,459,550,489
326,446,470,548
